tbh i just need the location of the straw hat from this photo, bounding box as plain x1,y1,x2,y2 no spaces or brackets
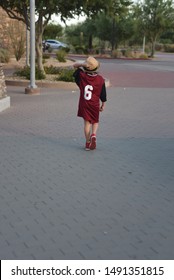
84,56,99,72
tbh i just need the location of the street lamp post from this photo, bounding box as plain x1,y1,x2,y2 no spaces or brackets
25,0,40,94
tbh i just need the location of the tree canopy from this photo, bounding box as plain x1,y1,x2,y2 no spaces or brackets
1,0,174,66
0,0,111,72
133,0,174,56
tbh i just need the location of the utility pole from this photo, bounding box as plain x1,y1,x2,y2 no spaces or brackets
25,0,40,94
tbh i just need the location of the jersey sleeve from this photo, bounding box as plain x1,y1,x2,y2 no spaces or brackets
100,82,107,102
73,68,82,86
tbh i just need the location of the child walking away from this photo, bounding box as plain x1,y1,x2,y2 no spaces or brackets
73,56,107,150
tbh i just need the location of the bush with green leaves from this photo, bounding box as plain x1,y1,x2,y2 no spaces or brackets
163,44,174,53
13,37,25,61
138,53,148,59
112,49,122,58
56,50,67,62
155,43,164,51
15,66,46,80
74,46,88,54
47,47,53,53
62,46,70,53
0,49,10,63
56,68,74,82
35,68,46,79
124,49,135,58
14,66,30,79
44,65,61,74
42,53,51,59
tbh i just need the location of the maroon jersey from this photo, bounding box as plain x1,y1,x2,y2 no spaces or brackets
73,69,107,123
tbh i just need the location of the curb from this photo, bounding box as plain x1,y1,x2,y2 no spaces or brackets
5,79,78,90
5,78,110,89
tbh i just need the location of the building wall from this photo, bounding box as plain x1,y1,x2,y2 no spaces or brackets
0,8,12,49
0,7,26,51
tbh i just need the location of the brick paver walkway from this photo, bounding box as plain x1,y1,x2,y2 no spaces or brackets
0,82,174,259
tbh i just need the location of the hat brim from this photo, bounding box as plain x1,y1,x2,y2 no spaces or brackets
83,66,98,72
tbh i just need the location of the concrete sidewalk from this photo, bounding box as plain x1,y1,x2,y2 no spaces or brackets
0,85,174,259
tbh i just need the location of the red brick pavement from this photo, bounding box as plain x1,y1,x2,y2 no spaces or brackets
69,54,174,88
104,70,174,88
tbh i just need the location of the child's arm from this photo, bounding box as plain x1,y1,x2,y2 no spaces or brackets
73,63,86,85
100,102,105,112
100,83,107,112
73,62,86,69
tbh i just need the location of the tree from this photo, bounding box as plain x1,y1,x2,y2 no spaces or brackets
160,30,174,44
104,0,133,50
133,0,174,57
65,24,84,48
0,0,107,73
43,23,63,40
65,0,133,52
80,18,97,52
65,21,96,53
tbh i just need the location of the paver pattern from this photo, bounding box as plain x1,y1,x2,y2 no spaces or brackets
0,58,174,259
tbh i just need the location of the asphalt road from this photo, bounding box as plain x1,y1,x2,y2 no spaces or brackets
69,53,174,88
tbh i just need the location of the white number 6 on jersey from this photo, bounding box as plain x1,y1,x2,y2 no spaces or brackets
84,85,93,100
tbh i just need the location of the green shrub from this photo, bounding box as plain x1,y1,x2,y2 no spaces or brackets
48,47,53,53
145,46,150,54
15,66,46,80
62,46,70,53
56,50,66,62
42,53,51,59
44,65,61,74
163,44,174,53
35,68,46,80
56,68,74,82
35,57,46,64
0,49,10,63
160,39,172,44
15,66,30,79
13,37,25,61
121,49,126,56
124,49,135,58
138,53,148,59
74,46,87,54
155,43,164,51
112,49,122,58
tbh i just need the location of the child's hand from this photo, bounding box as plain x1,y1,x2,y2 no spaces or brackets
73,63,80,68
100,105,104,112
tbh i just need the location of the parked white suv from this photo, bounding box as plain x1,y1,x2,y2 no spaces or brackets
43,39,68,50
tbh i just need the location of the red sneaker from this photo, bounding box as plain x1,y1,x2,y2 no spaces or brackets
90,134,96,150
85,142,91,151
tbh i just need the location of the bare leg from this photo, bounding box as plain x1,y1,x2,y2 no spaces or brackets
84,120,91,142
90,122,98,150
92,122,99,135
